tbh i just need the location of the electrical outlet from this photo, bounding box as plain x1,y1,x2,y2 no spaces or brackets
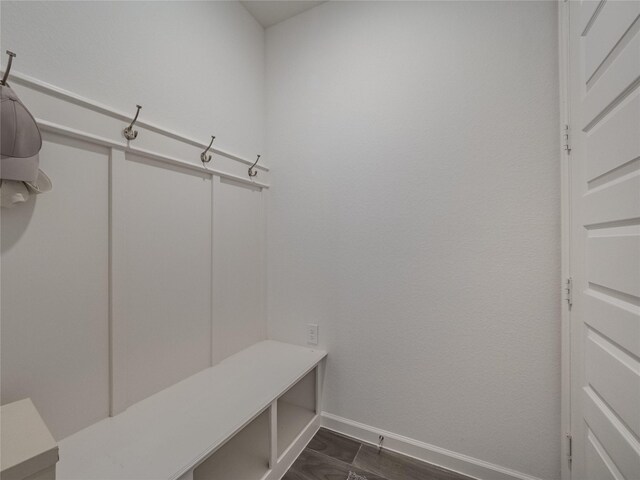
307,324,318,345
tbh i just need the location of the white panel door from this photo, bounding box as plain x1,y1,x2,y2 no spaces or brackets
568,2,640,480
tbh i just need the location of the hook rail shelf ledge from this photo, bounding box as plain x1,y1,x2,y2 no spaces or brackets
0,69,270,172
33,118,270,190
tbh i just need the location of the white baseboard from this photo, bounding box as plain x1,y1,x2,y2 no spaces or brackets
320,412,545,480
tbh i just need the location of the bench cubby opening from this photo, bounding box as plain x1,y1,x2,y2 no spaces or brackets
193,408,270,480
277,367,317,458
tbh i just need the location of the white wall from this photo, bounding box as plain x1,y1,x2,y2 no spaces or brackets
110,152,214,412
1,135,111,440
212,176,267,363
2,3,562,476
265,2,560,479
1,1,267,439
0,0,264,160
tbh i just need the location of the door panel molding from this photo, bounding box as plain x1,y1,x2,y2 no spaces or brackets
564,2,640,480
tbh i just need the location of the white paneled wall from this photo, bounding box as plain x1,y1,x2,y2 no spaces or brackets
111,153,214,412
0,74,269,439
212,177,267,363
1,134,111,440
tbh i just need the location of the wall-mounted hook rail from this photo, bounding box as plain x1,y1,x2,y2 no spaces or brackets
123,104,142,140
201,135,215,164
0,50,16,86
248,154,260,178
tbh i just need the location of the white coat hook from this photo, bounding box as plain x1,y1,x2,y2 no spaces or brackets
201,136,215,164
123,105,142,140
248,154,260,178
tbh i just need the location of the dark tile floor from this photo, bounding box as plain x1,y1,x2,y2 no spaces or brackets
283,428,476,480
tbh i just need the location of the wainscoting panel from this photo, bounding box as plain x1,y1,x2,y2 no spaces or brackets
212,176,267,363
110,152,213,412
0,133,111,440
0,71,269,437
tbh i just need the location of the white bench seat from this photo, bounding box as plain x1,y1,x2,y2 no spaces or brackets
57,341,326,480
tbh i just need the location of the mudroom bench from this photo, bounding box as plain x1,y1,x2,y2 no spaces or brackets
57,341,326,480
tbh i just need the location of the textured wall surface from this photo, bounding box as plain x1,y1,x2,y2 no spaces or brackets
1,1,562,475
265,2,561,479
0,1,264,160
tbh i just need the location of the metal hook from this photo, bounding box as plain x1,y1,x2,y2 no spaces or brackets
201,136,215,164
123,104,142,140
377,435,384,454
1,51,17,86
248,154,261,178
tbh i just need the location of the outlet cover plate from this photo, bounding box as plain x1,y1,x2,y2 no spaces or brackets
307,324,318,345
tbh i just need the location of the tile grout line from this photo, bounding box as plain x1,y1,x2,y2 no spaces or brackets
295,429,465,480
306,446,358,467
305,444,386,480
352,443,364,466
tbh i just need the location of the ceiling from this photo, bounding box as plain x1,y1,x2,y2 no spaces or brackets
241,1,326,28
